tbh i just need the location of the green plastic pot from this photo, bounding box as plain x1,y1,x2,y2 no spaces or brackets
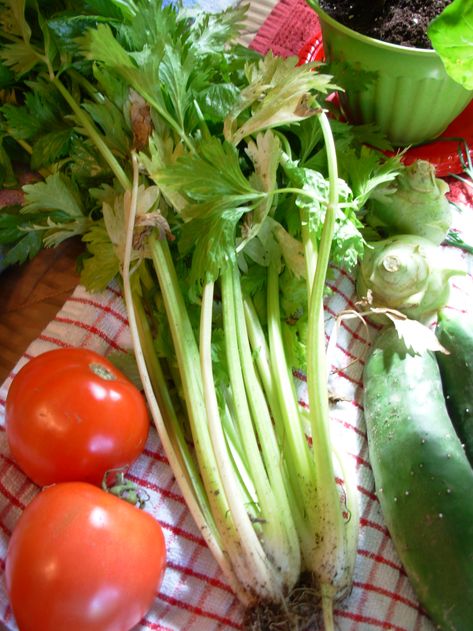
310,3,473,147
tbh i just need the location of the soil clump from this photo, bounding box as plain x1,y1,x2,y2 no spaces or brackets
318,0,452,49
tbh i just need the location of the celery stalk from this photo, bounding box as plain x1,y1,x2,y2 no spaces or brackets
303,113,359,628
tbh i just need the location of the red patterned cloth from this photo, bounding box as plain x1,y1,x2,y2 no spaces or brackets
250,0,319,57
1,2,473,630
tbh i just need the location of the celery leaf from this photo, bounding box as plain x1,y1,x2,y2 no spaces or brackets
226,54,336,145
81,220,120,292
156,136,264,210
22,173,85,218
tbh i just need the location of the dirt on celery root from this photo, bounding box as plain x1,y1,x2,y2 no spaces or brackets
318,0,452,49
243,575,324,631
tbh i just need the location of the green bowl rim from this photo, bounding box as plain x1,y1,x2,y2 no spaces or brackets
313,3,438,57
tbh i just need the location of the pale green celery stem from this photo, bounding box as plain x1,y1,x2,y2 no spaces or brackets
243,297,276,407
199,281,280,593
220,266,293,597
52,77,130,190
301,208,318,289
133,294,214,528
121,154,248,604
220,401,258,511
230,265,301,586
243,296,303,523
266,258,318,553
220,392,248,468
266,258,314,482
306,112,353,627
332,442,359,593
149,235,267,605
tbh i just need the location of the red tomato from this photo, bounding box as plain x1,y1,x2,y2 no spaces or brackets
5,482,166,631
5,348,150,486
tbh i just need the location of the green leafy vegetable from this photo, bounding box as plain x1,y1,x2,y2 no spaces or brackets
428,0,473,90
365,160,452,245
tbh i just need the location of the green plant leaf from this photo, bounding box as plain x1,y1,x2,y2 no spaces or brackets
428,0,473,90
81,221,120,292
79,22,134,68
48,15,120,54
187,3,247,57
226,53,336,145
0,40,42,75
156,136,264,209
2,229,42,267
22,173,85,218
82,0,137,21
31,128,76,169
197,83,240,121
82,100,129,155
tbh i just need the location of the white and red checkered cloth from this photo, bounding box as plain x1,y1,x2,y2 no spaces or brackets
1,1,473,628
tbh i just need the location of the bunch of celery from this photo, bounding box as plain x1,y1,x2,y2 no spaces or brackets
0,1,401,626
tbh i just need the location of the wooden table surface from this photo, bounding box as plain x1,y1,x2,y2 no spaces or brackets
0,238,84,384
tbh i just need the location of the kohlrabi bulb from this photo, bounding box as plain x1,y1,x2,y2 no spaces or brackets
356,234,465,320
365,160,452,245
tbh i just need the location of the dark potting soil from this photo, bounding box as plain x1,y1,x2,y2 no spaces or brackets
318,0,452,49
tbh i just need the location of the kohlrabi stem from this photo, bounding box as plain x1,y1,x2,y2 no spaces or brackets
445,230,473,255
52,77,130,190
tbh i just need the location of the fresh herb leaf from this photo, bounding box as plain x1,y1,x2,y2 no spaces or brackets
2,228,42,267
31,128,76,169
240,130,280,245
340,146,402,207
226,53,336,145
390,315,448,355
82,0,137,21
284,158,364,271
82,99,130,155
180,210,245,301
22,173,85,218
197,82,240,122
81,220,120,291
158,43,198,131
186,3,247,58
157,136,265,213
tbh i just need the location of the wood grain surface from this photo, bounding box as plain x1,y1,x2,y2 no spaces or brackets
0,238,83,384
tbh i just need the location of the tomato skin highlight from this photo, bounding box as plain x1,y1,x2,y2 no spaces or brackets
5,348,150,486
6,482,166,631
